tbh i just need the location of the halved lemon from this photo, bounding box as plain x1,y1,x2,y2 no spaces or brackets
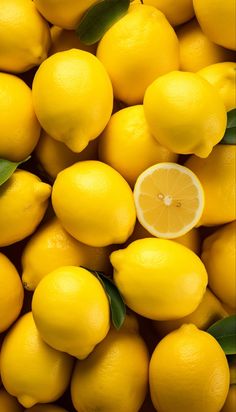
133,162,204,239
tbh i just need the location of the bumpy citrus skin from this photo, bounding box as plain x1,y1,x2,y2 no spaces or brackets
0,388,23,412
142,0,194,26
198,62,236,112
25,405,68,412
201,221,236,310
97,5,179,105
0,170,51,247
177,19,235,72
71,317,149,412
0,253,24,333
32,266,110,359
193,0,236,50
22,217,112,291
0,313,73,409
0,0,51,73
34,0,99,30
144,71,227,158
52,161,136,247
0,73,41,162
32,49,113,153
185,145,236,226
149,324,230,412
111,238,208,320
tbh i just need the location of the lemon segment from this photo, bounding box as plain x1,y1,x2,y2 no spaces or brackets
134,162,204,239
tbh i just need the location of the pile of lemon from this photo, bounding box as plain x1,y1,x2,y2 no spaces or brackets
0,1,235,411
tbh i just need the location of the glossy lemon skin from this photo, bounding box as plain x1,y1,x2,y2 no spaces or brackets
201,221,236,310
52,161,136,247
32,266,110,359
142,0,194,26
111,238,208,320
0,73,41,162
0,0,51,73
144,71,227,158
0,313,74,409
0,170,51,247
150,324,230,412
97,5,179,105
32,49,113,153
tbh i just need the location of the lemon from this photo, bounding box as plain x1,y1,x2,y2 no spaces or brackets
149,324,230,412
177,19,235,72
34,0,98,30
50,26,96,55
153,288,227,338
32,49,113,153
142,0,194,26
71,316,149,412
96,5,179,105
0,388,23,412
0,73,41,162
0,313,73,409
201,221,236,309
98,105,177,187
32,266,110,359
185,145,236,226
25,405,68,412
111,238,207,320
193,0,236,50
35,130,98,180
52,160,136,247
0,253,24,333
198,62,236,112
0,0,51,73
144,71,227,158
134,163,204,239
222,385,236,412
0,170,51,247
22,217,112,291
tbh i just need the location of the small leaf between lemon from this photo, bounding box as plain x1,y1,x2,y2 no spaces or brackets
220,108,236,145
0,156,30,187
207,315,236,355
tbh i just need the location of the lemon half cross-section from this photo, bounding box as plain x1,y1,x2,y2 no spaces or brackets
133,162,204,239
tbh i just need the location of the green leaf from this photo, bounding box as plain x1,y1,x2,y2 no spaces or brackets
81,267,126,330
0,156,30,187
207,315,236,354
76,0,130,45
220,109,236,145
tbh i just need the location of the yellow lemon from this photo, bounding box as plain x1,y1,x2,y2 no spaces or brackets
0,313,73,409
49,25,96,55
52,161,136,247
0,388,23,412
98,105,177,187
222,385,236,412
177,19,235,72
0,0,51,73
71,318,149,412
32,49,113,153
134,163,204,239
149,324,230,412
97,5,179,105
201,221,236,310
144,71,227,158
25,405,68,412
22,217,112,291
34,0,98,30
35,130,98,180
127,221,201,254
111,238,208,320
185,145,236,226
0,253,24,333
0,73,41,162
198,62,236,112
32,266,110,359
142,0,194,26
153,288,227,338
0,170,51,247
193,0,236,50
